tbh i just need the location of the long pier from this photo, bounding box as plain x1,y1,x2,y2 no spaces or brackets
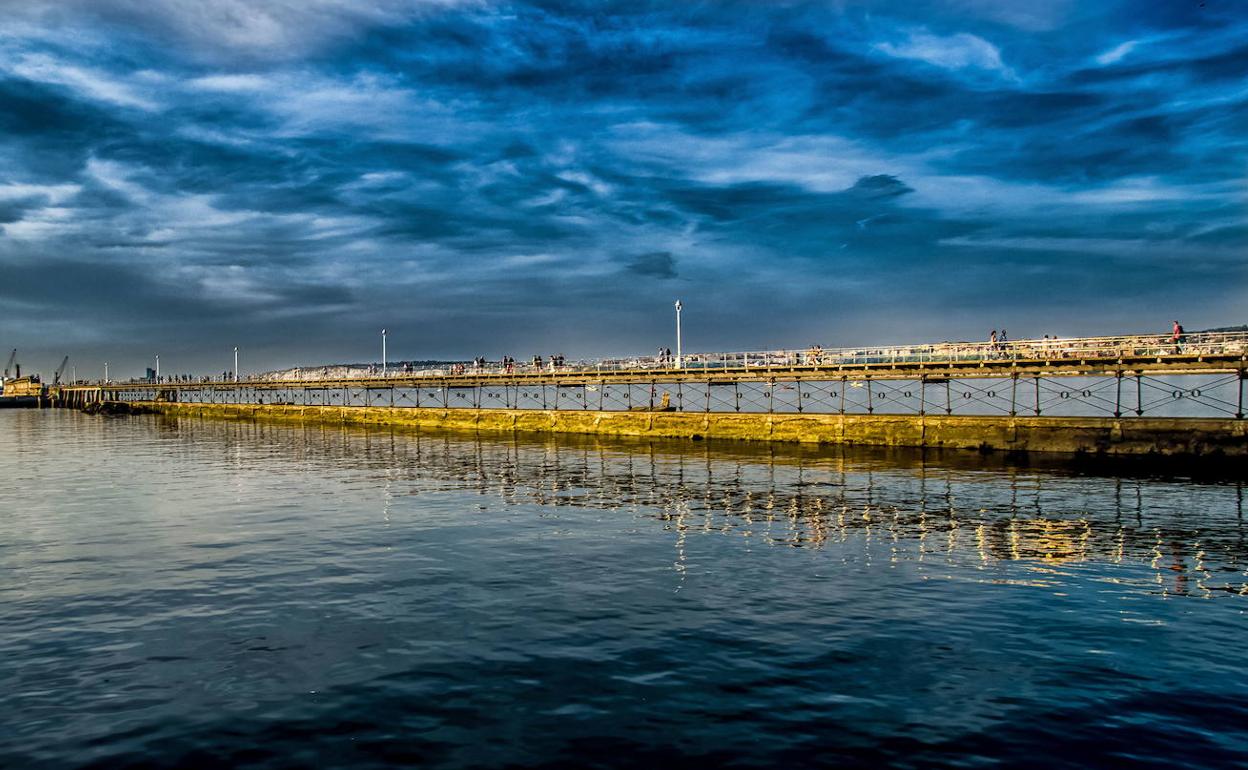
47,331,1248,457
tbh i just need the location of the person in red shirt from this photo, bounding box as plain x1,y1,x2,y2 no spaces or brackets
1171,320,1185,352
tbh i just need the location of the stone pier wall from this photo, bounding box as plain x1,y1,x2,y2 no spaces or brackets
102,401,1248,457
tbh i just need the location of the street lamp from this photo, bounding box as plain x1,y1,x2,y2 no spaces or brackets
234,346,239,383
381,329,387,377
155,354,160,382
104,362,108,383
674,300,683,369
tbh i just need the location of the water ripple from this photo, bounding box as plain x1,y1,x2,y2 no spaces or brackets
1,410,1247,768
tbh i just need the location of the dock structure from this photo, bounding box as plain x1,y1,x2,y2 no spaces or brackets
49,331,1248,456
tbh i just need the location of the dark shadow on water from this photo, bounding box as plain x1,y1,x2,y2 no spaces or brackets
45,682,1248,770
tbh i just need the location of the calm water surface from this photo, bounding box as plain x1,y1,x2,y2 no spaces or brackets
2,410,1246,769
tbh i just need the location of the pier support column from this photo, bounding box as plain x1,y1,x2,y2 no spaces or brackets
919,377,926,416
945,379,952,416
1114,372,1123,418
1010,374,1018,417
866,378,873,414
1239,370,1245,420
1033,376,1041,416
1135,374,1143,416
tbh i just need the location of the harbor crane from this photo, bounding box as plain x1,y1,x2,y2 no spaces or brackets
3,349,14,380
53,356,69,386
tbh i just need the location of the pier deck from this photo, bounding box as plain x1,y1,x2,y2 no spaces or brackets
47,331,1248,456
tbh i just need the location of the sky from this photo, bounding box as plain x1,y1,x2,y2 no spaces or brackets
0,0,1245,377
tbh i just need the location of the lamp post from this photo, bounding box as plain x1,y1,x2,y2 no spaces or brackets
104,362,108,384
381,329,387,377
234,347,239,383
674,299,683,369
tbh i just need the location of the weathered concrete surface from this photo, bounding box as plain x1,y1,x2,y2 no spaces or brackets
107,401,1248,457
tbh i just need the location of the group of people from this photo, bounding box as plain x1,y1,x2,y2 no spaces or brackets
530,354,566,370
151,372,236,384
656,347,675,365
445,355,567,374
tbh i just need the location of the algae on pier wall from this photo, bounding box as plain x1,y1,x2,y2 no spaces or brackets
102,401,1248,457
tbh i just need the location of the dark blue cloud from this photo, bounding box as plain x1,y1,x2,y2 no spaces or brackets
0,0,1244,376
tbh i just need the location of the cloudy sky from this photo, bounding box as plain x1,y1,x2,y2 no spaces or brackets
0,0,1244,377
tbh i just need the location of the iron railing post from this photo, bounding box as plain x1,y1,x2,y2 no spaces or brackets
1239,369,1245,420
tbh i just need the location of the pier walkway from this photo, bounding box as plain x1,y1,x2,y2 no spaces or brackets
56,331,1248,422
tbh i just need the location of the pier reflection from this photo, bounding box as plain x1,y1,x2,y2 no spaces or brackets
151,415,1248,598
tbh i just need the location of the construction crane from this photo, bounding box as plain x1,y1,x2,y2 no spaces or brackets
3,349,14,380
53,356,69,385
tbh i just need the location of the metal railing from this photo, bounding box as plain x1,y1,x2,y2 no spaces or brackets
98,330,1248,386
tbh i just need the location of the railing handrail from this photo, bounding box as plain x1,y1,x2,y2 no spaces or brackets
79,330,1248,386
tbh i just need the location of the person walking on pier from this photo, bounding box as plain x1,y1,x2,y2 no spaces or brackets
1172,320,1186,352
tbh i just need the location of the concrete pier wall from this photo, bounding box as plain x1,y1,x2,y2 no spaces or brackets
106,401,1248,457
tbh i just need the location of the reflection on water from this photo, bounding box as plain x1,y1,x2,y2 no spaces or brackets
144,413,1248,598
2,410,1247,769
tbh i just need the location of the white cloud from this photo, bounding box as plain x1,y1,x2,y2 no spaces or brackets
1095,40,1137,66
0,182,80,205
187,73,271,93
606,123,893,193
185,70,480,142
6,53,157,109
874,30,1015,79
0,0,481,62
